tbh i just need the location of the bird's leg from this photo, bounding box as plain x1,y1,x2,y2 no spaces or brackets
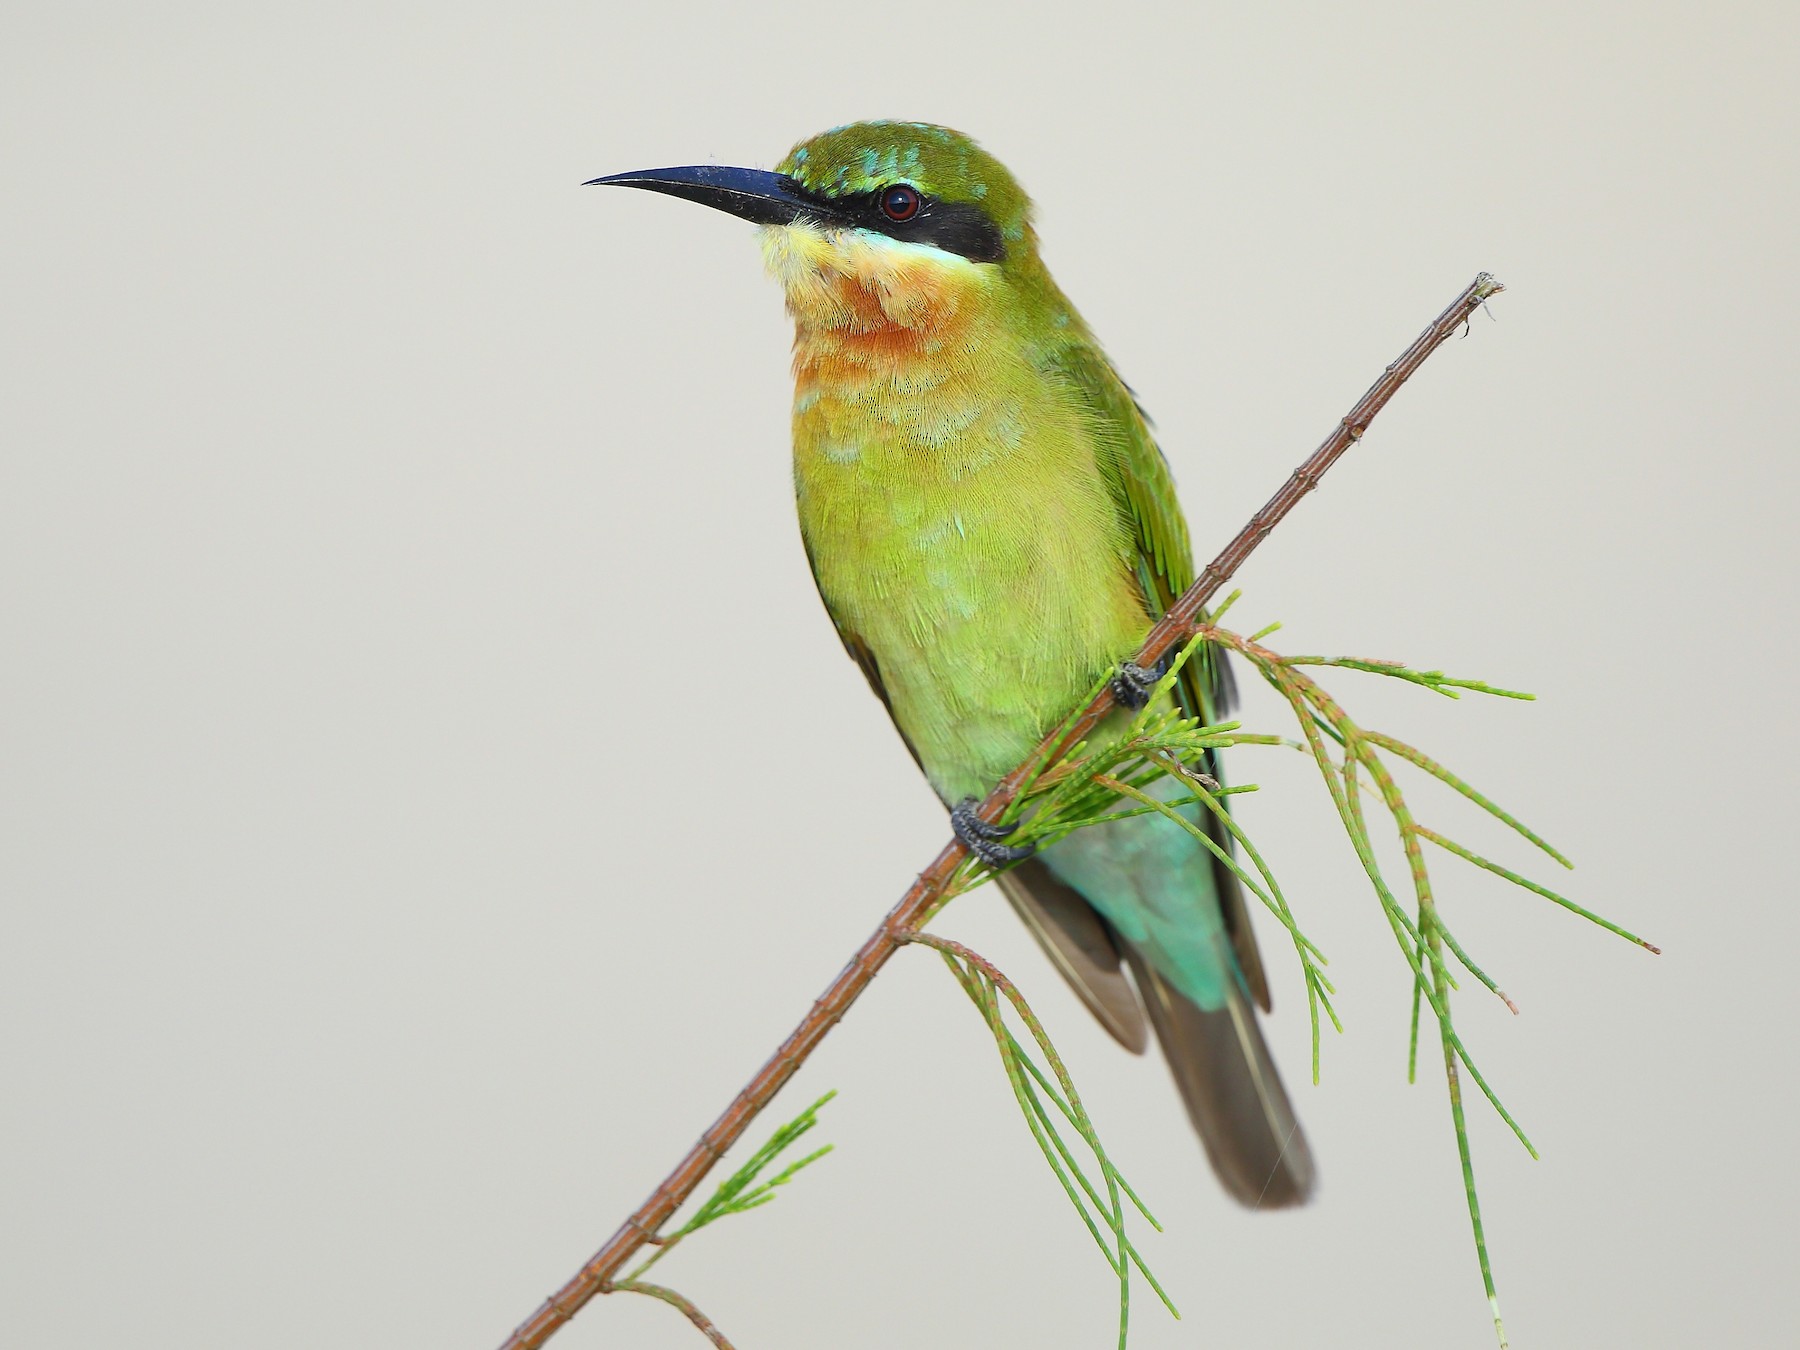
1110,653,1171,710
951,797,1036,866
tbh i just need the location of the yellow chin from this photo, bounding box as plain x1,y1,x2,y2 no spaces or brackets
758,221,991,330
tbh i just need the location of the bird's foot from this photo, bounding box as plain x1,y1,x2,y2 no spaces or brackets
1110,656,1169,710
951,797,1036,867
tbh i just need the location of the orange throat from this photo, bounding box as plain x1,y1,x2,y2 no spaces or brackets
760,223,997,403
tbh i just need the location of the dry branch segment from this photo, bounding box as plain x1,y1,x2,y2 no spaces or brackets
611,1282,736,1350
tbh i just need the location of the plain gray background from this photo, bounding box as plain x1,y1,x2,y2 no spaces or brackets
4,2,1794,1346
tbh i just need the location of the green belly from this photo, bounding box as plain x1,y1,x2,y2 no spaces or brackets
796,435,1149,802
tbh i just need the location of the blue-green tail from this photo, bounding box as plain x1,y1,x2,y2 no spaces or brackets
1002,782,1316,1206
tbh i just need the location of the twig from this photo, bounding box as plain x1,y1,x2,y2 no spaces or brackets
611,1281,737,1349
494,272,1504,1350
900,930,1178,1346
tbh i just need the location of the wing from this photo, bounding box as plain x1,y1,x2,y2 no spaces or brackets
1045,341,1270,1011
999,862,1147,1053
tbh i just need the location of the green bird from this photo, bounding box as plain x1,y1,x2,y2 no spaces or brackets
593,121,1314,1206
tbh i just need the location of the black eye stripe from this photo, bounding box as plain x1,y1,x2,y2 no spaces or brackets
796,184,1007,265
795,183,1008,266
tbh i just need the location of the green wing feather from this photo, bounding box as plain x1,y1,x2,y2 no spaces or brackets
1042,345,1191,591
1044,340,1269,1009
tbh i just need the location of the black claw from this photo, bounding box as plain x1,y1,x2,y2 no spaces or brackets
1111,659,1166,710
951,797,1036,866
952,796,1018,839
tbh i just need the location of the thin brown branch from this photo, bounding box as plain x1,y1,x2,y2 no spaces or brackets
494,272,1504,1350
611,1281,737,1350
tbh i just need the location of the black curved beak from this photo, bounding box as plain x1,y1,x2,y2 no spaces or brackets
584,165,832,227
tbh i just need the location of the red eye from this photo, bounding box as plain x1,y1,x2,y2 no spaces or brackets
880,185,921,221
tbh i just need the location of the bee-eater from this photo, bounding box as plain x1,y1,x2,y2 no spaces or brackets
592,121,1313,1207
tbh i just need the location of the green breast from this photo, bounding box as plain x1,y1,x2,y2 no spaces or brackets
794,362,1149,802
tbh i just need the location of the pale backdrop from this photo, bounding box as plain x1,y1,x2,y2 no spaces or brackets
4,2,1794,1346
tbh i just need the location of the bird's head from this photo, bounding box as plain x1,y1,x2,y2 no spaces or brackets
591,122,1041,331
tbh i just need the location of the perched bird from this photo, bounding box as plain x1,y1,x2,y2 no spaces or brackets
592,121,1313,1206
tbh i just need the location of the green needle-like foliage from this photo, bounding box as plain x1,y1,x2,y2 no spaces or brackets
607,598,1645,1350
670,1092,837,1238
616,1093,835,1315
924,594,1654,1350
902,931,1176,1350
